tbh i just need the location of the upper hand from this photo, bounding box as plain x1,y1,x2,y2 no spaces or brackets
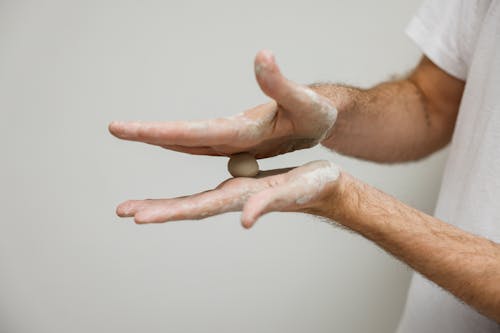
108,50,337,159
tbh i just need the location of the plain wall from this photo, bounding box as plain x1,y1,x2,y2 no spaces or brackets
0,0,446,332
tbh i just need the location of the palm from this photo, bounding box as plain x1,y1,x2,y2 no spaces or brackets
181,103,323,159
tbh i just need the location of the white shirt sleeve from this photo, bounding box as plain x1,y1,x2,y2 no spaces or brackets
406,0,469,80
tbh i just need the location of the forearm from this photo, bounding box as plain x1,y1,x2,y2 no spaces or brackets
315,172,500,322
311,80,445,162
310,57,464,163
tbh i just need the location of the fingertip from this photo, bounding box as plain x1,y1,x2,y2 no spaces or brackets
116,199,139,217
256,51,283,91
134,211,150,224
254,50,290,102
108,121,136,140
108,121,121,136
116,202,129,217
241,192,270,229
241,220,254,229
134,218,146,225
258,49,274,59
240,212,258,229
115,206,124,217
254,49,276,75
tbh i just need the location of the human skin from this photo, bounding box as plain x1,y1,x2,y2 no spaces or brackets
109,50,500,321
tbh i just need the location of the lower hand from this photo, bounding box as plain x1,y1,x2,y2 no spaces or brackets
116,160,342,228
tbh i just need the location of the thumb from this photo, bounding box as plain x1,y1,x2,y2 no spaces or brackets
240,185,294,229
240,160,342,228
254,49,320,112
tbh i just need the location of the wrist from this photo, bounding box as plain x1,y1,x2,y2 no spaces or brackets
306,169,353,223
310,169,379,236
309,83,359,146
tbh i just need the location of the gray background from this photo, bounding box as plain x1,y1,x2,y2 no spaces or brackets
0,0,445,332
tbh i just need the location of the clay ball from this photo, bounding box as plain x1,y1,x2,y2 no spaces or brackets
227,153,259,177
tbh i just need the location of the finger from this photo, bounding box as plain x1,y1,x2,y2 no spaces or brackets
108,118,240,147
116,194,196,217
116,199,153,217
254,50,329,115
255,167,294,178
161,145,221,156
131,186,249,224
240,185,293,229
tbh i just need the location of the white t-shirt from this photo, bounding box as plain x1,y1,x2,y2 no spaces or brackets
397,1,500,332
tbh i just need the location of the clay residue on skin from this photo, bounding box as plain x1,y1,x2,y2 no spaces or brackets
184,114,270,142
295,161,340,205
304,88,338,142
254,62,266,76
187,121,209,130
173,186,251,220
228,111,276,141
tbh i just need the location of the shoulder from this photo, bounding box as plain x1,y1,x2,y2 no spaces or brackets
406,0,492,80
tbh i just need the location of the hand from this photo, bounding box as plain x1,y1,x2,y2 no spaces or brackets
108,50,337,159
116,160,341,228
